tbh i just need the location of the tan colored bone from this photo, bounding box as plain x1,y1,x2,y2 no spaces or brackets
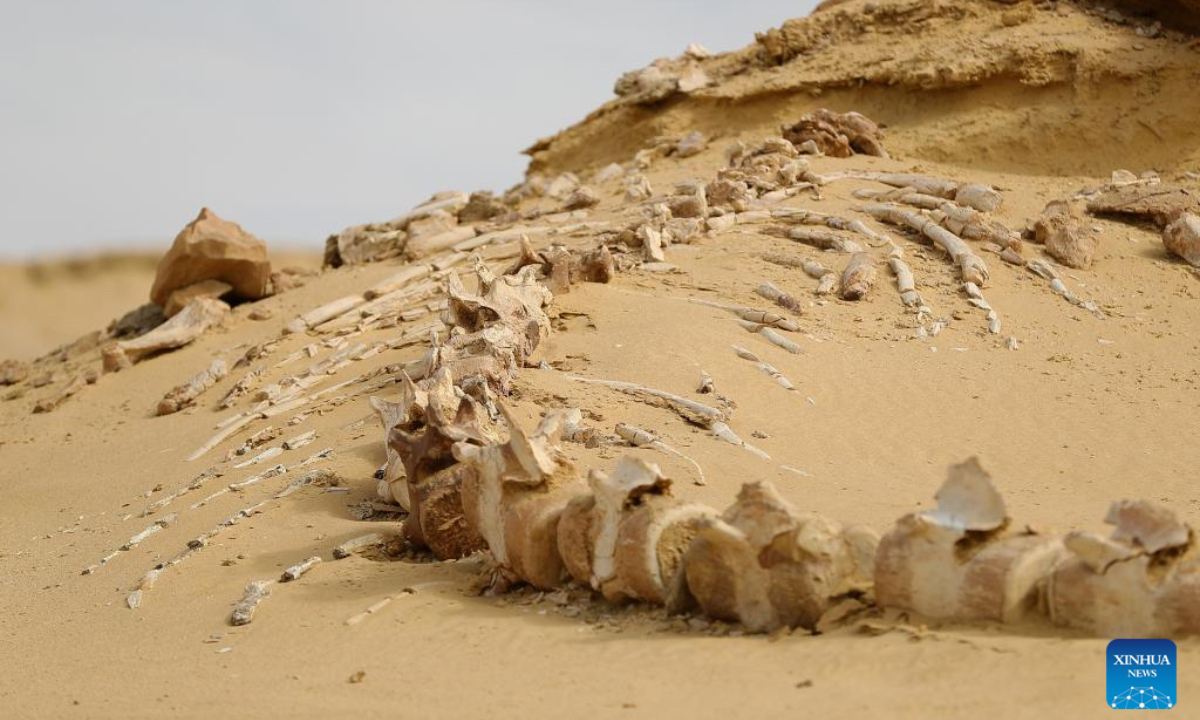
683,482,878,632
873,458,1065,624
158,359,228,415
103,297,230,371
557,456,715,603
1047,499,1199,637
455,406,585,591
862,204,989,286
840,252,877,301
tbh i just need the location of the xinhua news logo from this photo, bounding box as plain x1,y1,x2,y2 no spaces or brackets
1107,639,1177,710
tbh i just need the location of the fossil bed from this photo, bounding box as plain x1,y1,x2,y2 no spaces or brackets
2,1,1200,718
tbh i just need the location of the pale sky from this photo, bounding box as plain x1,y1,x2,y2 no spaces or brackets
0,1,817,259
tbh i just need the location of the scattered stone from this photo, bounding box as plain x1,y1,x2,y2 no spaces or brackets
781,109,887,158
563,186,601,210
457,191,507,223
0,359,29,386
150,208,272,308
1163,212,1200,266
676,131,708,158
1035,200,1097,269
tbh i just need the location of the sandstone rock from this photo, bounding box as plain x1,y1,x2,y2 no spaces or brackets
1163,212,1200,267
1087,184,1200,228
458,191,507,223
163,279,233,318
150,208,271,307
563,186,600,210
0,359,29,386
782,109,887,158
676,131,708,159
1035,200,1097,269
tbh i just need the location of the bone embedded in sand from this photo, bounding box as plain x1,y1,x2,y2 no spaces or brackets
282,430,316,451
455,407,586,591
615,422,707,486
874,457,1065,624
732,345,795,391
157,358,228,415
557,456,715,603
287,295,368,335
565,375,727,427
839,252,876,301
103,297,230,371
785,227,863,254
280,556,322,582
737,320,801,355
230,580,273,626
233,446,283,469
862,204,989,286
683,481,878,632
710,421,770,460
332,533,387,560
1048,499,1198,637
754,281,803,315
888,256,922,308
33,374,88,414
802,259,830,279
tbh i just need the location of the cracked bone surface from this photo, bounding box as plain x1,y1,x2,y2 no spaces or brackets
873,458,1064,624
557,456,715,604
454,406,585,592
1047,499,1199,637
682,481,877,633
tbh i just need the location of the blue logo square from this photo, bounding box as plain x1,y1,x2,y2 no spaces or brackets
1108,639,1177,710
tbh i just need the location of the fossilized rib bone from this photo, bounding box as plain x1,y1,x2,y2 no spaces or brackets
862,204,989,286
682,481,877,632
873,458,1064,624
615,422,707,486
158,359,228,415
557,456,715,604
103,297,229,370
840,252,877,301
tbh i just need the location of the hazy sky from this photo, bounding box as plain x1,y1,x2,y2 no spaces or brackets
0,1,817,259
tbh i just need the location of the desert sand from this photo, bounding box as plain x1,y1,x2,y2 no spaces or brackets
2,2,1199,718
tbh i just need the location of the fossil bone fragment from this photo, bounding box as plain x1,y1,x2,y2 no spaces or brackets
615,422,706,486
286,295,368,335
874,458,1065,623
754,281,802,315
802,259,830,279
737,321,802,355
1047,500,1199,637
888,256,922,308
333,533,388,560
732,346,795,391
557,456,715,604
455,407,586,591
683,481,878,632
862,204,989,286
566,375,727,427
815,273,837,296
784,227,863,253
230,580,272,626
710,421,770,460
103,297,230,371
33,374,89,414
281,556,322,582
157,359,228,415
840,252,877,301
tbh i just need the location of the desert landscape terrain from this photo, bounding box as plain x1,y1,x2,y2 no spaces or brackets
2,1,1199,718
